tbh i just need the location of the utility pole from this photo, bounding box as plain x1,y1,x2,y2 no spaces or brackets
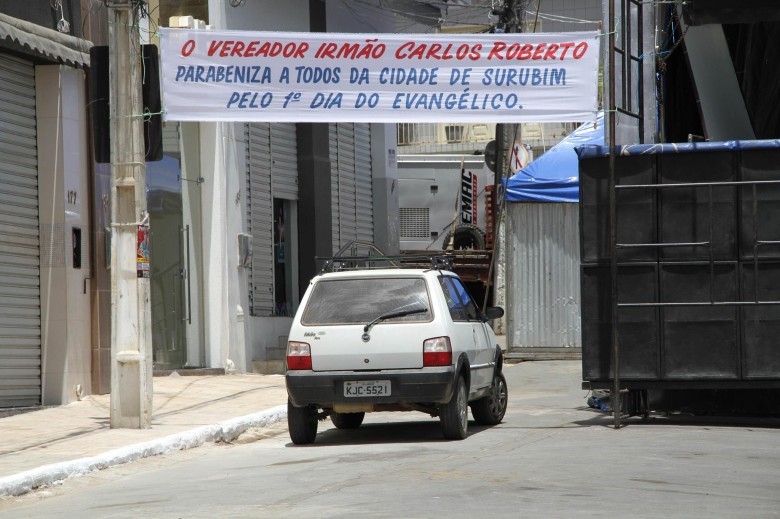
493,0,521,217
108,0,153,428
491,1,523,339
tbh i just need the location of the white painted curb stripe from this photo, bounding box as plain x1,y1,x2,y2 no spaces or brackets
0,405,287,498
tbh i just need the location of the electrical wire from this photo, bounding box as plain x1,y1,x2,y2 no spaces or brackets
342,0,601,34
523,10,600,25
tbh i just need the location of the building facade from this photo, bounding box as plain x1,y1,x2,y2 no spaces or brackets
0,1,93,406
0,0,411,408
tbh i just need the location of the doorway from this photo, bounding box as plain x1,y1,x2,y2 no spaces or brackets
147,141,188,369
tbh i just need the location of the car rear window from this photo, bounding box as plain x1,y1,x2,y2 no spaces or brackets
301,277,432,325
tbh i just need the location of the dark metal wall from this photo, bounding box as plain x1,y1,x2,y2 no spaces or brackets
660,6,780,142
580,145,780,387
724,21,780,139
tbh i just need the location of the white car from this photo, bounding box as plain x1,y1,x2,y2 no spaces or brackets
285,255,507,444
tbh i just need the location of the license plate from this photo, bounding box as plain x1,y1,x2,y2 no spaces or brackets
344,380,391,397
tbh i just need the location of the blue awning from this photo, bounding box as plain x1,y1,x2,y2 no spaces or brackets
504,112,604,203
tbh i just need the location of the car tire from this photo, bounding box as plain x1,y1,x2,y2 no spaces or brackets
288,400,318,445
470,371,508,425
440,375,468,440
330,411,365,429
442,223,486,250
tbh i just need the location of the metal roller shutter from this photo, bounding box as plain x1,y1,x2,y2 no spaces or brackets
330,123,372,252
270,123,298,200
246,123,298,315
354,123,373,243
247,123,274,316
329,125,339,249
0,54,41,407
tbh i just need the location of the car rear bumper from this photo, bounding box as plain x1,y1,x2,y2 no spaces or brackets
286,367,457,408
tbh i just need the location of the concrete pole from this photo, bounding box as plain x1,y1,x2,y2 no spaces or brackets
109,0,153,428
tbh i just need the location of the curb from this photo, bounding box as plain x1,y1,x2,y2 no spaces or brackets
0,405,287,498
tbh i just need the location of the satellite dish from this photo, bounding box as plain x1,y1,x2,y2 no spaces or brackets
484,140,497,173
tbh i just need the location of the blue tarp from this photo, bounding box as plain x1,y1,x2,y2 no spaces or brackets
504,112,604,203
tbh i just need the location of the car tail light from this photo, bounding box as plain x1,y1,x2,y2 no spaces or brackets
286,341,312,370
423,336,452,367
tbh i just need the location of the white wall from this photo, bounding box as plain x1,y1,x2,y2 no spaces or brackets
226,121,251,372
36,66,91,404
370,124,400,255
179,122,206,367
196,121,254,371
250,316,293,362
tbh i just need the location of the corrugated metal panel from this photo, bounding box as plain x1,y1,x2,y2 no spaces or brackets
330,123,373,252
354,123,373,243
270,123,298,200
329,124,339,248
0,54,41,407
246,123,274,316
506,203,581,348
330,123,356,252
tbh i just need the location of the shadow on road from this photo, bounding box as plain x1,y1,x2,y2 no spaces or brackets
573,408,780,430
284,419,500,447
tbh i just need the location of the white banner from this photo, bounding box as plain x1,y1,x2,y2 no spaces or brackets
159,29,600,123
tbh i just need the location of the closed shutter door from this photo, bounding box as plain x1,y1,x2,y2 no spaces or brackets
330,123,358,253
354,123,373,244
0,54,41,407
246,123,273,316
270,123,298,200
246,123,298,315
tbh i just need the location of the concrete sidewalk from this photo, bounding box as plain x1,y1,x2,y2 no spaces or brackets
0,373,289,498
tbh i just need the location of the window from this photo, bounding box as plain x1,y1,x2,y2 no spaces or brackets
302,278,432,325
439,276,479,322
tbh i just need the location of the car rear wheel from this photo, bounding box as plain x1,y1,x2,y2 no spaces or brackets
330,411,365,429
440,375,468,440
288,400,318,445
471,372,508,425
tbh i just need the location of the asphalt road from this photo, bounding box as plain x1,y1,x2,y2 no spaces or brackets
2,361,780,518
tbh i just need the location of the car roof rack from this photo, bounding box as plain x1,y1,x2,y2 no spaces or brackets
318,241,455,274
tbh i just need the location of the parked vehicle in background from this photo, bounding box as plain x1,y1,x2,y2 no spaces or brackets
398,154,502,307
398,154,494,252
285,250,507,445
